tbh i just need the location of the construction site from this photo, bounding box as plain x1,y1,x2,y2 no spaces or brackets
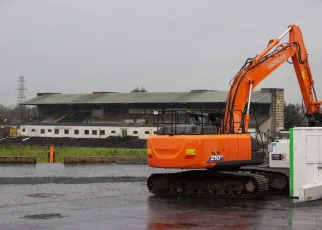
2,1,322,229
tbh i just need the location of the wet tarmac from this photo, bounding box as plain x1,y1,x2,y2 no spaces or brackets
1,164,322,229
0,163,181,185
0,163,180,178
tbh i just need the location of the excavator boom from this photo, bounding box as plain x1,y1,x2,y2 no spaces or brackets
224,24,322,134
146,24,321,199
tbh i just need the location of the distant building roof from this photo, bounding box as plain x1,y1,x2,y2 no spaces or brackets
22,90,272,105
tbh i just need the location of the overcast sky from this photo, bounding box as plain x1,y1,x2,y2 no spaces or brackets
1,0,322,106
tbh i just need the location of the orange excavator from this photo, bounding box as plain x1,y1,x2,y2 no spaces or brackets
146,24,322,199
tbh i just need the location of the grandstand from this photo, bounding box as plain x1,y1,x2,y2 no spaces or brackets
16,88,284,143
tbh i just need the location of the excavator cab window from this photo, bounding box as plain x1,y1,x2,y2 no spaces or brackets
157,124,218,135
154,109,222,135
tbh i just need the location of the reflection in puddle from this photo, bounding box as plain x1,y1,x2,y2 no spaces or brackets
146,195,293,229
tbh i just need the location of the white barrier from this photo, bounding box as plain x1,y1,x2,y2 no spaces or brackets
290,127,322,202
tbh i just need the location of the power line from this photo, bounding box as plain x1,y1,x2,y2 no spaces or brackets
16,75,27,105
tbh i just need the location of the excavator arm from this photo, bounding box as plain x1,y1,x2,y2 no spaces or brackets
223,24,322,134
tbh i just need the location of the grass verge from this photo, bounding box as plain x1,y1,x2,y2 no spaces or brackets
0,145,146,163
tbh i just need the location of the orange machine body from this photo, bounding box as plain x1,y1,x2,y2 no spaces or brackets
147,133,252,169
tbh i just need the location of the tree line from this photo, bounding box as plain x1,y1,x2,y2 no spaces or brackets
0,105,37,125
283,102,308,129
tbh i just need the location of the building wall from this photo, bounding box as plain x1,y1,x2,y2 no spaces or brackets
19,124,269,141
19,125,158,139
262,88,284,131
19,93,278,142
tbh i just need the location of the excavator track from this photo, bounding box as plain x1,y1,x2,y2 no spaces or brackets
147,170,269,199
239,166,290,193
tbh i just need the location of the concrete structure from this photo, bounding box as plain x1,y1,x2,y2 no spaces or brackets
18,88,284,142
262,88,285,142
262,88,284,131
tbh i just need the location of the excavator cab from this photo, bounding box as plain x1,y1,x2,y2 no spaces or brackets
154,109,222,136
148,108,264,169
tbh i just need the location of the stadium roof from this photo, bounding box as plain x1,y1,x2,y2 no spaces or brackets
21,90,273,105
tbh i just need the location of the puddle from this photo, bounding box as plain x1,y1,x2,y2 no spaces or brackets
26,193,65,198
23,213,67,220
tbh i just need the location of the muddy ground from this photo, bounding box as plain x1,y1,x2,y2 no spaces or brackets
0,164,322,229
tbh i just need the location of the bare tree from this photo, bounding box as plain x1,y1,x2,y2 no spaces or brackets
131,86,147,93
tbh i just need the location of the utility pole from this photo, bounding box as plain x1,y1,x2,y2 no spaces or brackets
16,75,27,104
16,75,27,123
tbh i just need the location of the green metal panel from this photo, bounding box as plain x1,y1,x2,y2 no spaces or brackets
289,128,294,196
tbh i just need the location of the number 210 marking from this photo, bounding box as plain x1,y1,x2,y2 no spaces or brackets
210,155,223,161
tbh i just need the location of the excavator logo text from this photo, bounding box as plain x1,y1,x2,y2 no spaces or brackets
208,151,225,162
268,54,286,70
